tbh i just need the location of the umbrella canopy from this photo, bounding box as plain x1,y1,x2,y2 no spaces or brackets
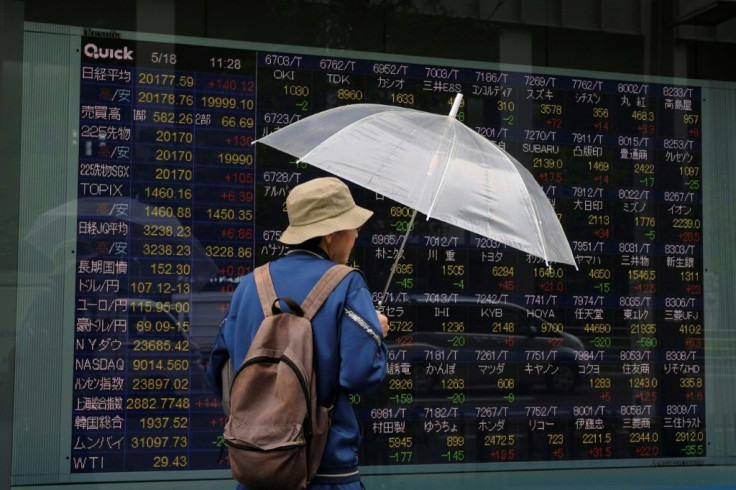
255,94,576,269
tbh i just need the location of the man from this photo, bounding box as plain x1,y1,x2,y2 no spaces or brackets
207,177,389,489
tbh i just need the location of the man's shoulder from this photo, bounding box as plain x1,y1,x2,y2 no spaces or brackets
270,254,347,276
270,255,367,293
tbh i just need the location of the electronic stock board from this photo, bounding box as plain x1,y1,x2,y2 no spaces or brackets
71,33,703,476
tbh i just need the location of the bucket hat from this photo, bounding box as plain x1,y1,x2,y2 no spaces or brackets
279,177,373,245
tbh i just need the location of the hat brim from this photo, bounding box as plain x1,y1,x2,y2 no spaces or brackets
279,205,373,245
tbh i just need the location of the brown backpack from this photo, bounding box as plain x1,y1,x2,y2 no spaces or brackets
223,263,353,490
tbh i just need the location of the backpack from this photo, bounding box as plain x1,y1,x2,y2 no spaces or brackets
223,263,353,490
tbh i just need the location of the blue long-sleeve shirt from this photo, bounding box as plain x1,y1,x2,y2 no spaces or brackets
206,248,388,479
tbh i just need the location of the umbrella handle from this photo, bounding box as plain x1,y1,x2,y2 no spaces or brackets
377,208,418,308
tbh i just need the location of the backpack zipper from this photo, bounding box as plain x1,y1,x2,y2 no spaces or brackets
224,438,304,451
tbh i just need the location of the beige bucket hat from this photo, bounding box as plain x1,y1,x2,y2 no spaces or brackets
279,177,373,245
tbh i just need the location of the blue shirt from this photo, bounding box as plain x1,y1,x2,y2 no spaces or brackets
206,248,388,479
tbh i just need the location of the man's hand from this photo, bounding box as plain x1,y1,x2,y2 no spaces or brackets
376,311,389,339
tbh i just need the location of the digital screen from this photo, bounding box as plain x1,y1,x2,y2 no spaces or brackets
72,35,703,474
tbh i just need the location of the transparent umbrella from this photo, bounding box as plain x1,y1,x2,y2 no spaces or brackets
255,94,577,298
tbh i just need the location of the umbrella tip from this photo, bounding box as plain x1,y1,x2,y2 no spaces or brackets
449,93,463,118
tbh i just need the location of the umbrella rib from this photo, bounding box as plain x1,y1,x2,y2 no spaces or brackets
508,149,552,266
425,119,458,219
493,133,551,265
526,188,551,267
476,131,576,268
469,129,552,266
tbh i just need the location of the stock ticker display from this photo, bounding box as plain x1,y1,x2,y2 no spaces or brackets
72,36,703,473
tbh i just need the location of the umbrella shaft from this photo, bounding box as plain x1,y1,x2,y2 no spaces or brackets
378,208,418,307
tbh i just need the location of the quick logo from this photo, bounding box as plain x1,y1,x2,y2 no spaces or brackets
83,43,134,61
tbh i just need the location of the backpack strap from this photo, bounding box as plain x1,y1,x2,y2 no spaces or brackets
254,263,353,319
300,265,354,320
253,264,278,318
